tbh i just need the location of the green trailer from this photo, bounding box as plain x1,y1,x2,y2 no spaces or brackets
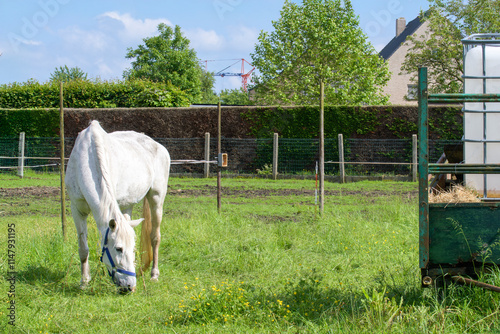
419,35,500,286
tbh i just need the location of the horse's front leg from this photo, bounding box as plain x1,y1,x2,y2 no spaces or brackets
71,202,91,287
149,196,164,281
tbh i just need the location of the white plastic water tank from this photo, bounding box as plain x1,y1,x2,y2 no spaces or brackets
464,44,500,197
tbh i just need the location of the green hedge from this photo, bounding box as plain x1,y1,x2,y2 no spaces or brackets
0,105,463,139
243,106,371,138
0,80,191,108
243,105,463,140
0,109,59,137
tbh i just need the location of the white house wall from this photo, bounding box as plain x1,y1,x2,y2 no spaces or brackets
383,20,430,105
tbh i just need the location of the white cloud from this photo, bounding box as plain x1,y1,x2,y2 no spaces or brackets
185,25,258,56
18,39,43,46
99,11,172,42
95,61,113,77
48,13,173,82
215,75,244,92
186,28,225,52
227,26,258,52
58,26,108,52
6,33,43,53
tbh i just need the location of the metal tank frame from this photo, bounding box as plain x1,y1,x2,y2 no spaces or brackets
418,34,500,286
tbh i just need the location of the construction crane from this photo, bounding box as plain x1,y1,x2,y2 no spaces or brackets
203,58,255,92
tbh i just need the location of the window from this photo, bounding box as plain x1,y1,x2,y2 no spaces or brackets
407,84,417,100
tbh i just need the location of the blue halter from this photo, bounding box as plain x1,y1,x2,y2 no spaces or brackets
100,227,136,279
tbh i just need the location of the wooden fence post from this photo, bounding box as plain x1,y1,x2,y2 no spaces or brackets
272,133,279,180
338,133,345,184
204,132,210,178
217,103,222,213
319,81,325,214
412,134,418,182
17,132,25,178
60,82,66,241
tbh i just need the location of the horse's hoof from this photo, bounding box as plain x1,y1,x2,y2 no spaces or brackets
151,269,159,281
79,282,88,290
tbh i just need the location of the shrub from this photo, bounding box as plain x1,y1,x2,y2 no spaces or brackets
0,79,191,108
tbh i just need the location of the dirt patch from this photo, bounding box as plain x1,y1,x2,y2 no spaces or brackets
0,184,418,200
168,184,418,199
0,186,60,198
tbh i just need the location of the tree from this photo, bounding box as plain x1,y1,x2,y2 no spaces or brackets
250,0,390,106
219,88,252,105
199,70,219,104
124,23,203,101
50,65,88,82
401,0,500,93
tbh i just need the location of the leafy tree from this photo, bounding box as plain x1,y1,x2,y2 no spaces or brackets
199,70,219,104
124,23,203,102
250,0,390,106
219,88,252,105
50,65,88,82
401,0,500,93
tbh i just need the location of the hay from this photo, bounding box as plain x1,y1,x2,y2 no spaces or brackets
429,185,481,203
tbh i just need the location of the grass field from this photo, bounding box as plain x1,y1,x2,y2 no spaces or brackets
1,171,500,333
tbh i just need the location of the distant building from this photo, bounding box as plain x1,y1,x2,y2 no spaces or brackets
379,15,430,105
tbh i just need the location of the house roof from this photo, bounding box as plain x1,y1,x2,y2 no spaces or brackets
379,15,424,60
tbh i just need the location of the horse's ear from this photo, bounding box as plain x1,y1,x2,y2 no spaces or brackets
109,219,117,231
128,218,144,228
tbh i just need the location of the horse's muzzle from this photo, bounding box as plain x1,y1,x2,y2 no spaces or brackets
118,285,136,294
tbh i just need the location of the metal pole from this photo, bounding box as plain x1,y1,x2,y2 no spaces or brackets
452,276,500,293
412,134,418,182
17,132,25,178
338,134,345,184
217,102,222,213
272,133,279,180
315,161,318,206
482,44,488,198
319,81,325,214
60,82,67,240
418,67,429,270
204,132,210,178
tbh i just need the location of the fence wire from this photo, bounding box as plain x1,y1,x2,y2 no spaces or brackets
0,136,462,176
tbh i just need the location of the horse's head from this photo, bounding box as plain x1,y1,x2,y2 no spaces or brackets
101,218,143,293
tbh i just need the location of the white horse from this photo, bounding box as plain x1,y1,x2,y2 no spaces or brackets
65,121,170,292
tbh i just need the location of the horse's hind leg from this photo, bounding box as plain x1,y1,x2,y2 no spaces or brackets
71,201,91,287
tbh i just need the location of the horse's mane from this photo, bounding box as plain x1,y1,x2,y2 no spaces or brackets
90,122,127,230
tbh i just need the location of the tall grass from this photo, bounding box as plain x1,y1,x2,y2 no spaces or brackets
1,175,500,333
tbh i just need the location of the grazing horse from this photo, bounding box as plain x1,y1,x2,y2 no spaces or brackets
65,121,170,292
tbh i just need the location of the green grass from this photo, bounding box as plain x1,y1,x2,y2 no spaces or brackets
0,170,61,188
1,174,500,333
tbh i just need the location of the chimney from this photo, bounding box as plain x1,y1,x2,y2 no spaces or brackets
396,17,406,37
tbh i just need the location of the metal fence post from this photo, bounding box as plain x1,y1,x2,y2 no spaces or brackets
412,134,418,182
204,132,210,178
17,132,25,178
273,133,279,180
338,133,345,183
418,67,429,270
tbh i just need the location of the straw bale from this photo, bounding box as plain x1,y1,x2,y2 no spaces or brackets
429,185,481,203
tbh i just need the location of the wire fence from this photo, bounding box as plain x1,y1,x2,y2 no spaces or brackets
0,136,462,177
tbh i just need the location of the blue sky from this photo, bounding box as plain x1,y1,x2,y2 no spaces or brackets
0,0,429,92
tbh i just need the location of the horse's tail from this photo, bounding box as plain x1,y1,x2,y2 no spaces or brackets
140,197,153,274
